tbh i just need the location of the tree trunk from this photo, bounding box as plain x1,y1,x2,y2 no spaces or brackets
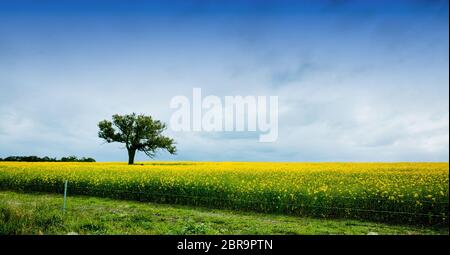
128,149,136,165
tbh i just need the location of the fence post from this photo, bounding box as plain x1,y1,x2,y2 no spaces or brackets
63,180,68,213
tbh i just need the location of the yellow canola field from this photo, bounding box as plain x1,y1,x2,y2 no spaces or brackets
0,162,448,224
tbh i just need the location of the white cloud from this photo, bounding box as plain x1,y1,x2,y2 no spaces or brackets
0,8,448,162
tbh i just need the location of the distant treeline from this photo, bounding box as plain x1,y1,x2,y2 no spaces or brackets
0,156,96,162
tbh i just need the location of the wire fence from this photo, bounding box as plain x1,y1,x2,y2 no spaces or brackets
0,181,448,227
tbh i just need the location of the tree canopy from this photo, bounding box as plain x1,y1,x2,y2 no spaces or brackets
0,155,95,162
98,113,176,164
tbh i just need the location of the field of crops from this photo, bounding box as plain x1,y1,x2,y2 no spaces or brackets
0,162,448,225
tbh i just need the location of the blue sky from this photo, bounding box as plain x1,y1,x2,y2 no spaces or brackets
0,0,448,162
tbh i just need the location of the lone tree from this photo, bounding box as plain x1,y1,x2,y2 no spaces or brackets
98,113,176,164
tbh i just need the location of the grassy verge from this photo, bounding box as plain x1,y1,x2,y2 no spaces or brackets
0,191,447,235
